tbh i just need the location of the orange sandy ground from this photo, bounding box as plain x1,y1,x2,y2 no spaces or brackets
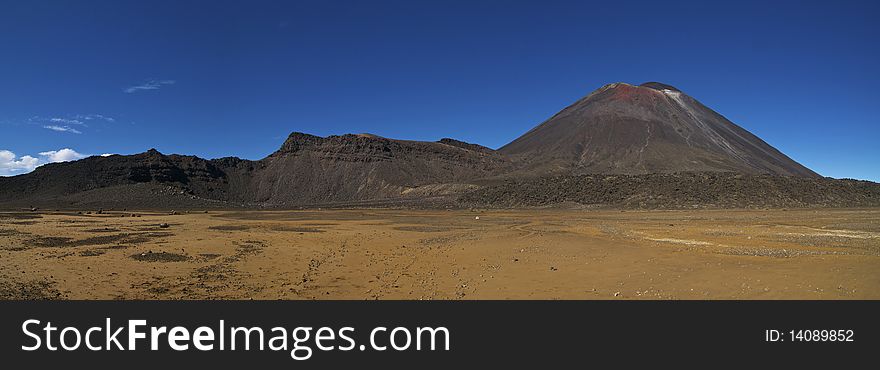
1,209,877,299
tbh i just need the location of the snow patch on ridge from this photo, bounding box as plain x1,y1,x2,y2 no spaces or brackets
663,89,747,161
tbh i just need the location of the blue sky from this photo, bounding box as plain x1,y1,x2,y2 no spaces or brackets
1,0,878,180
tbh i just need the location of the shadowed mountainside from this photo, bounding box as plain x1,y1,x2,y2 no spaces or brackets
247,132,510,205
0,133,509,208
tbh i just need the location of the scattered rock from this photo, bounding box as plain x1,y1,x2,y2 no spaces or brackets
131,251,190,262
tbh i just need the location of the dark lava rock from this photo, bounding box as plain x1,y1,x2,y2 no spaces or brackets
131,251,189,262
459,172,880,209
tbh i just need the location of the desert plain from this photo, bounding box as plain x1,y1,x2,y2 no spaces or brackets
1,208,878,300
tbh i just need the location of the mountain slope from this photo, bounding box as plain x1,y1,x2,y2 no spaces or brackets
246,132,509,205
500,82,818,177
0,133,509,208
0,149,257,207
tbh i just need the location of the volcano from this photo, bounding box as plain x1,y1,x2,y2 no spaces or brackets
500,82,818,177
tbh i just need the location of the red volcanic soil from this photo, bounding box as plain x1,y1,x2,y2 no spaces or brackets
609,83,660,103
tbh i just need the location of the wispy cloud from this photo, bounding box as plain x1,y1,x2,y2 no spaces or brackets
43,125,82,134
75,114,115,122
28,114,116,134
124,79,176,93
49,117,84,125
0,148,90,176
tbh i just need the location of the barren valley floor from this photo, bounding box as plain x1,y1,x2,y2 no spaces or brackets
1,208,878,300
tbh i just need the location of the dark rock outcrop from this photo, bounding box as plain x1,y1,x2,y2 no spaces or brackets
459,172,880,209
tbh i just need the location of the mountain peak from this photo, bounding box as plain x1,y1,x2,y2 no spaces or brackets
438,138,495,153
276,132,323,153
352,133,383,139
639,82,681,92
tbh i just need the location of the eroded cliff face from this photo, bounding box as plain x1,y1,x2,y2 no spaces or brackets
250,132,509,205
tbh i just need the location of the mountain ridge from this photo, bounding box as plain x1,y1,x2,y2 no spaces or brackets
2,81,870,209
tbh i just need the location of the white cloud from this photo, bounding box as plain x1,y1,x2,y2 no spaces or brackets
76,114,115,122
100,153,115,157
0,148,94,176
0,150,39,176
124,79,176,93
0,148,89,176
28,114,116,135
49,117,84,125
38,148,87,163
43,125,82,134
